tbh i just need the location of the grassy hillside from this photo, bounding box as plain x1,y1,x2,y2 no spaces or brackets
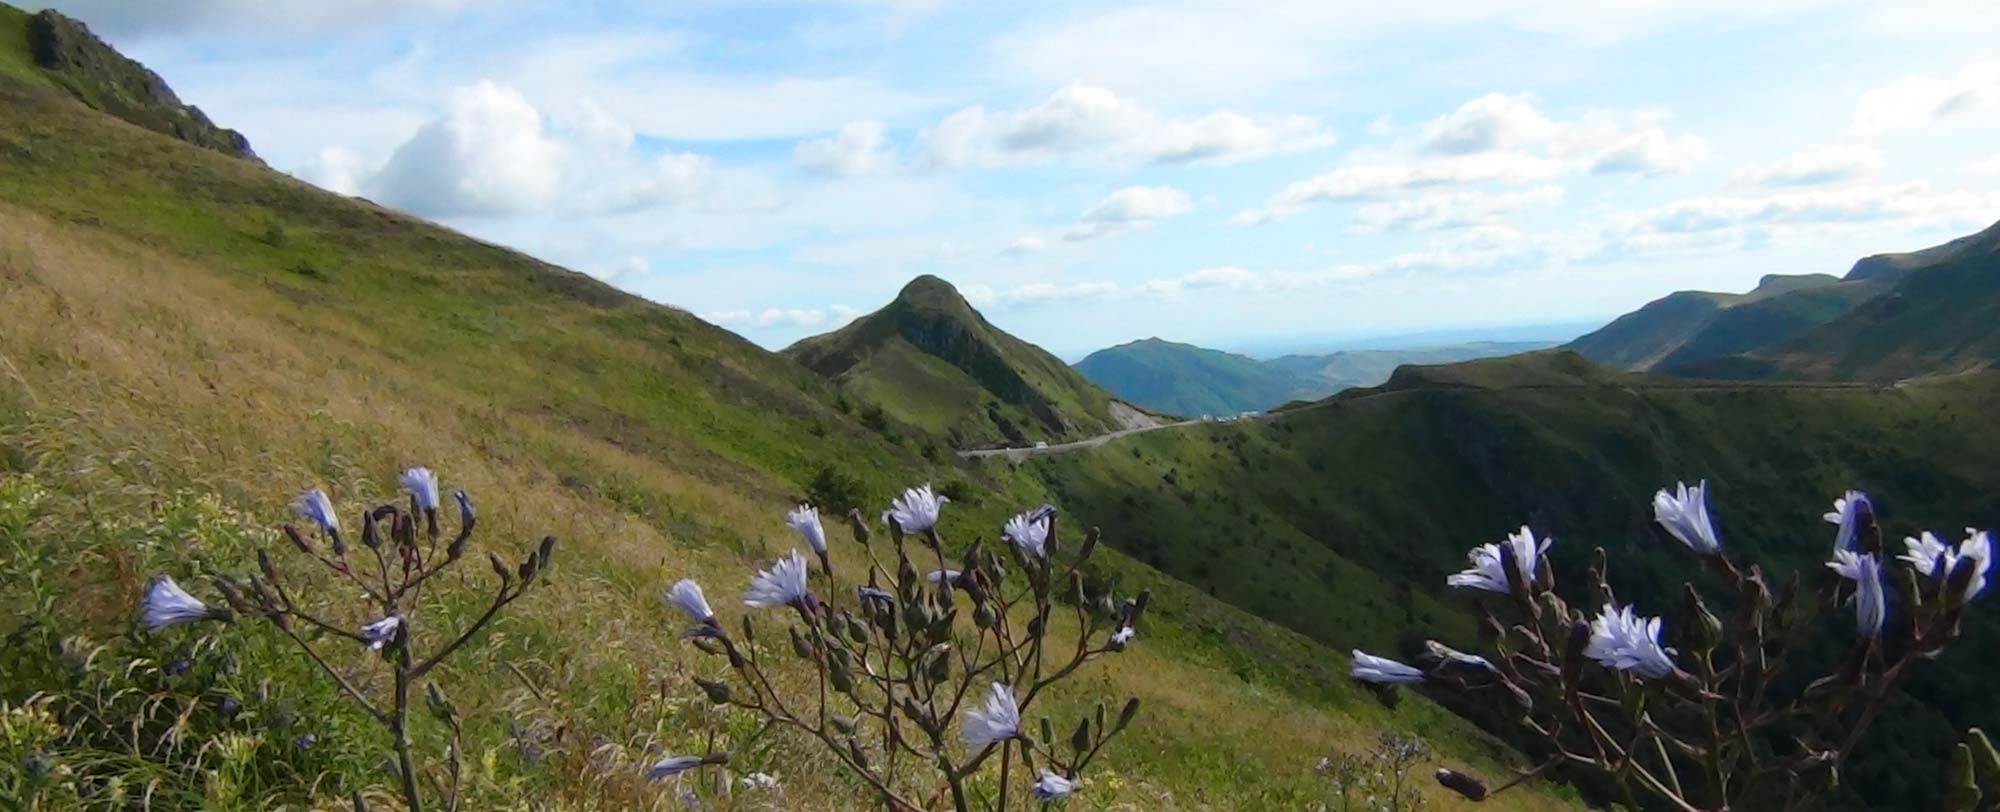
1673,219,2000,382
785,276,1127,448
0,28,1570,812
1074,338,1298,417
1016,350,2000,811
1566,273,1861,371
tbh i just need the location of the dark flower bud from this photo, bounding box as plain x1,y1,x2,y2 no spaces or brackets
425,682,458,723
1435,768,1488,801
849,737,870,770
1679,583,1722,654
700,680,740,704
831,715,856,735
845,509,871,546
518,556,537,584
973,602,996,629
392,509,416,549
536,536,557,571
361,508,385,550
1075,526,1101,565
740,615,757,644
925,648,950,684
830,658,856,694
283,525,312,555
1040,717,1055,748
1561,619,1590,692
257,549,281,586
1070,718,1092,753
212,576,251,614
1115,697,1141,732
488,552,511,584
789,626,815,660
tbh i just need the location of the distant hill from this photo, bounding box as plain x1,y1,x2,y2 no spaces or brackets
1673,219,2000,382
784,275,1130,446
1565,272,1874,370
1074,338,1551,415
1266,341,1556,394
1074,338,1299,416
3,6,257,161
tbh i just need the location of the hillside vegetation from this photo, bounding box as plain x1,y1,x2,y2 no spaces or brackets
785,276,1130,448
0,16,1568,812
1018,350,2000,810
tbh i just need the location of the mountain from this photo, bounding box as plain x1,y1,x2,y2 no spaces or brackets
1074,338,1552,416
5,7,257,161
1026,349,2000,811
1074,338,1299,416
1565,272,1876,370
0,32,1574,811
784,275,1140,446
1673,219,2000,382
1265,341,1556,395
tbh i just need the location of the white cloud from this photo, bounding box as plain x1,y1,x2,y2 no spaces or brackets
1610,183,2000,256
1233,152,1562,224
1001,236,1046,256
1236,93,1703,224
1064,185,1193,241
918,82,1333,168
795,121,896,177
359,81,725,219
299,145,366,196
366,81,566,217
1730,145,1884,187
1351,186,1564,234
1854,61,2000,134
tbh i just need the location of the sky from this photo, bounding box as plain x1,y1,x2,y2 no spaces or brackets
36,0,2000,358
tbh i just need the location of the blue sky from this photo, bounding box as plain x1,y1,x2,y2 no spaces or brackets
38,0,2000,357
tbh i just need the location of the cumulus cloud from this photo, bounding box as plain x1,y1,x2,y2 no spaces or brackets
1854,61,2000,134
1236,93,1703,224
1729,145,1884,187
918,82,1334,168
359,80,721,219
366,81,566,217
1063,185,1193,241
795,121,896,177
299,145,366,196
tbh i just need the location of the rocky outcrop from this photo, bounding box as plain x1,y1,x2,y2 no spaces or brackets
26,10,259,162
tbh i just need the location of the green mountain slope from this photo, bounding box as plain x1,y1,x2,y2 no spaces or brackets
0,24,1573,811
1019,349,2000,810
1566,272,1865,370
1670,219,2000,382
785,276,1130,446
1074,338,1298,416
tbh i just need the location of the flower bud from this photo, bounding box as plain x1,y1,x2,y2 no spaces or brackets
789,626,815,660
845,509,871,546
283,525,312,555
1679,583,1722,655
1070,718,1091,753
536,536,557,572
831,715,856,735
695,677,732,705
488,551,510,582
1075,526,1101,565
1115,697,1141,732
1435,769,1488,801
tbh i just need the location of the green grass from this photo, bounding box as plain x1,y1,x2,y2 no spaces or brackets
0,4,53,89
0,58,1568,812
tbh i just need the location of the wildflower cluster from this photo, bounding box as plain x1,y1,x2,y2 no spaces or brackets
1351,481,1991,811
1314,732,1432,812
137,468,556,812
666,485,1146,811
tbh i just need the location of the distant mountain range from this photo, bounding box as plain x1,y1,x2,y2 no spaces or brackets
1072,337,1553,416
783,275,1147,447
1568,219,2000,380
